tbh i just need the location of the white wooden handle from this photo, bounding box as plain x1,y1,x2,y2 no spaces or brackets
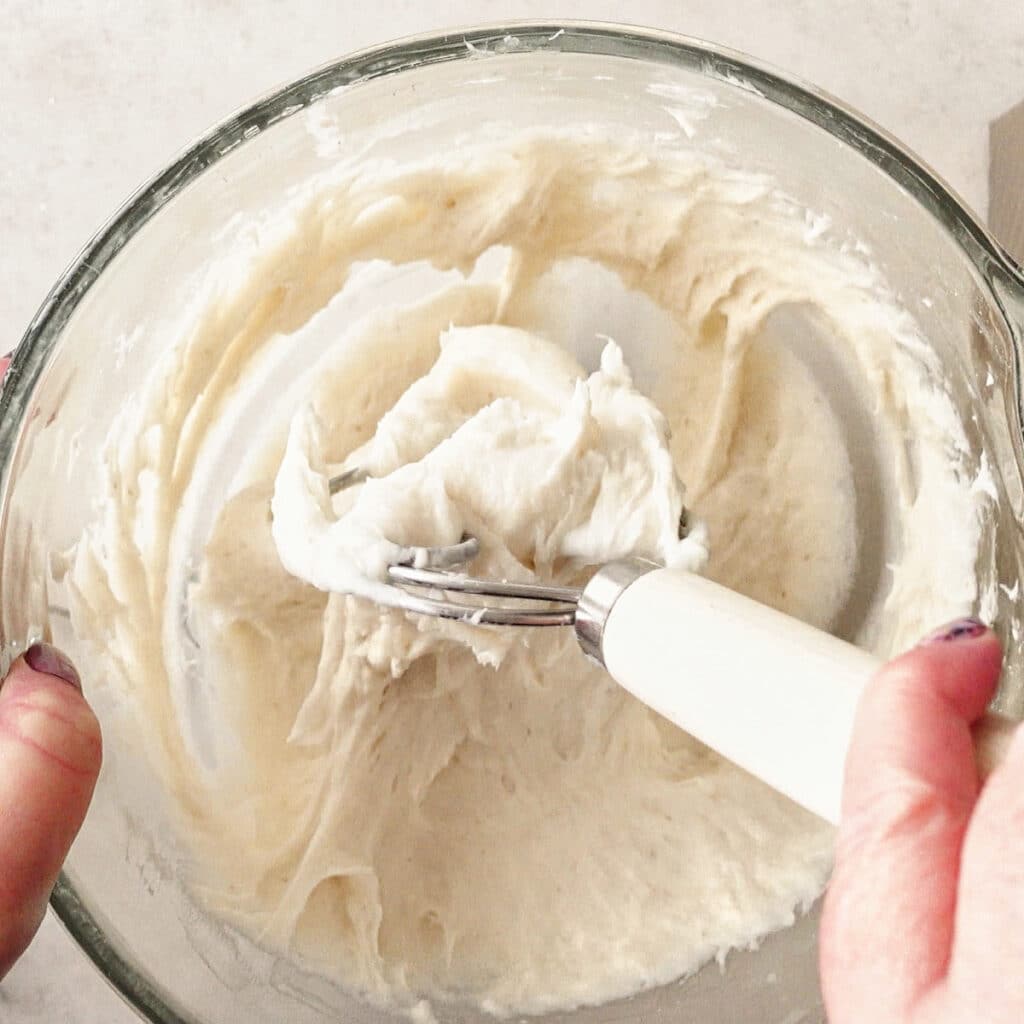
599,567,1015,824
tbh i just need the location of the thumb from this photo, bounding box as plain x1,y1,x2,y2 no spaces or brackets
0,644,102,978
820,618,1001,1023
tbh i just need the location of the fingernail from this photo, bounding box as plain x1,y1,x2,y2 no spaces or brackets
23,643,82,691
919,617,989,646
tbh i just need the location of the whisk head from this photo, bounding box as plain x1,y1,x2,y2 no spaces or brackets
328,468,581,626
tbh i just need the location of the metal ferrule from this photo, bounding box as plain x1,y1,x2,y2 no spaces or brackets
575,558,658,666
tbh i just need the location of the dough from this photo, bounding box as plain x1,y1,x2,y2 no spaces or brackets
66,131,993,1016
271,328,708,608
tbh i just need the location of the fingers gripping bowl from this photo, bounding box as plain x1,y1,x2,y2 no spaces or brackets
3,22,1024,1024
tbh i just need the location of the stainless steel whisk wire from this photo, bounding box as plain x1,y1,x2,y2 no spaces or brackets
328,468,592,628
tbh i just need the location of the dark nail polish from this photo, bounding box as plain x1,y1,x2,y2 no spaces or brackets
920,617,988,646
24,643,82,691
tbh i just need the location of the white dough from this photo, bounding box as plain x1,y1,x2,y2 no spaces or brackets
271,330,708,608
66,130,992,1017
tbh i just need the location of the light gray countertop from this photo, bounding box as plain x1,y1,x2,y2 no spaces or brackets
1,2,1022,1021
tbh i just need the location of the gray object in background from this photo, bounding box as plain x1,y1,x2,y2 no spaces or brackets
990,100,1024,264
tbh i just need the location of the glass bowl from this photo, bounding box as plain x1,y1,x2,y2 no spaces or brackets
2,21,1024,1024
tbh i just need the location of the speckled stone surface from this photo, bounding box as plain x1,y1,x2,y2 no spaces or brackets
1,3,1022,1022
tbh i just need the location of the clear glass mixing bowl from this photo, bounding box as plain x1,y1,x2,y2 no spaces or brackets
2,21,1024,1024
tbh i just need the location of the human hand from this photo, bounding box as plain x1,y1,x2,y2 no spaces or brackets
821,618,1019,1023
0,353,103,979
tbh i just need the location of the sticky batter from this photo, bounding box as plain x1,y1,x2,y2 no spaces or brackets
271,329,709,609
66,131,991,1017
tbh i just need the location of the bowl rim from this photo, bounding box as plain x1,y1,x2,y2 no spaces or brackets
2,19,1021,1023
